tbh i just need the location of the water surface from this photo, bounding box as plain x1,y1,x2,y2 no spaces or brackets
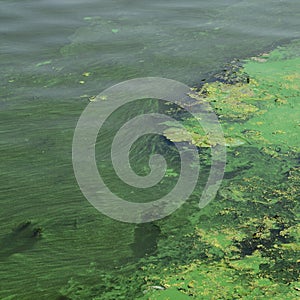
0,0,299,298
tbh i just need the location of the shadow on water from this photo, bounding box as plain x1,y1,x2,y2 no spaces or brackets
131,223,161,258
0,220,42,259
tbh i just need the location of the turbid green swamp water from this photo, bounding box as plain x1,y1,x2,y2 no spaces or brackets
0,0,299,299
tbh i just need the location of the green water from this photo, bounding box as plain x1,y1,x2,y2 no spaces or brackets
0,0,299,299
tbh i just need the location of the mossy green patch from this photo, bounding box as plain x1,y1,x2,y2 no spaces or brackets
55,41,300,300
133,41,300,300
167,40,300,154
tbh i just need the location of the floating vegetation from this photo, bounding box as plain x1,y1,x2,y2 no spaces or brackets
58,38,300,298
163,126,247,148
134,165,299,299
161,39,300,158
2,18,300,299
196,81,259,121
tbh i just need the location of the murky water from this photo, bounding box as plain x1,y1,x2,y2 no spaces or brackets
0,0,299,298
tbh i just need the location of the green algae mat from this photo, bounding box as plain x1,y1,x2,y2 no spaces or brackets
1,39,299,300
54,41,300,300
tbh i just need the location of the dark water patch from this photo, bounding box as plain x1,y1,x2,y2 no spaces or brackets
131,223,161,258
0,220,42,259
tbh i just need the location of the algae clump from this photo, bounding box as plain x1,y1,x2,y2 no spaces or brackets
58,40,300,300
165,39,300,154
